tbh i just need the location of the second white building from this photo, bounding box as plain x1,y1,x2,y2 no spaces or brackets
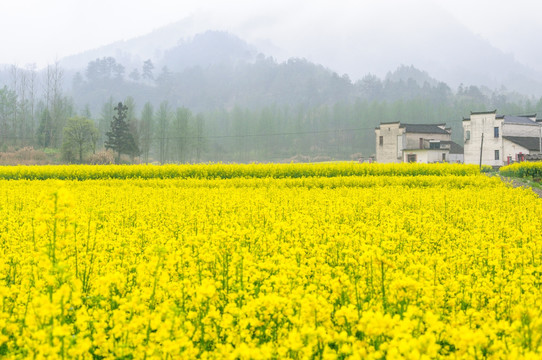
462,111,542,166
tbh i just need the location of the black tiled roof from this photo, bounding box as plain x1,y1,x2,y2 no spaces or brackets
503,136,541,151
503,115,539,125
441,141,464,154
401,123,450,134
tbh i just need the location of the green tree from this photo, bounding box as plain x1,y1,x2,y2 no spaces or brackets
37,107,54,148
124,97,139,161
0,86,17,148
139,102,154,163
232,106,249,162
172,107,191,163
105,102,138,163
194,113,207,163
98,97,115,148
61,116,98,163
156,101,171,163
142,59,154,82
81,104,92,119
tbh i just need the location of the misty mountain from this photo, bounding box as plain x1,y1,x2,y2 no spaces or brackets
61,26,541,120
1,26,540,164
59,20,194,71
5,23,539,116
57,5,542,98
247,0,542,96
62,28,258,76
3,4,542,165
70,53,355,114
160,31,257,73
384,66,440,88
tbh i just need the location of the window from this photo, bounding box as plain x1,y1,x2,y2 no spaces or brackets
419,138,424,149
494,127,499,138
442,153,446,161
465,130,470,141
495,150,500,160
429,142,440,149
407,154,417,163
379,136,383,146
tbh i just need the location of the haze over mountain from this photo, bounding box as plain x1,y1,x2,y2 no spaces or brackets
56,1,542,97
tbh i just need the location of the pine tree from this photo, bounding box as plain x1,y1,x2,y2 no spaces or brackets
105,102,138,163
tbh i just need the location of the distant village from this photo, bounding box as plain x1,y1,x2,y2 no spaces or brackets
375,110,542,166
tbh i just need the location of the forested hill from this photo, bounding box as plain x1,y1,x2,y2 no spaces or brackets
72,56,355,113
64,31,533,113
66,52,542,162
69,38,528,111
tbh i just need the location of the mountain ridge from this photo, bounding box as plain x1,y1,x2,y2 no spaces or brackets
57,12,542,97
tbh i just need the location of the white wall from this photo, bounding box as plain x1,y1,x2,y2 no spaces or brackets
503,123,541,137
402,149,448,163
404,132,450,149
463,113,503,166
448,154,464,163
503,139,534,163
375,123,404,163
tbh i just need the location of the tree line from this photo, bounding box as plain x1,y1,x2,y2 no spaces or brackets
1,59,542,164
61,97,208,164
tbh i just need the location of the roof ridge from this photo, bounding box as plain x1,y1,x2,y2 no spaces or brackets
470,110,497,115
401,122,446,126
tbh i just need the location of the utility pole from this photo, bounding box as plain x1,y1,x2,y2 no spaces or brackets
479,132,484,170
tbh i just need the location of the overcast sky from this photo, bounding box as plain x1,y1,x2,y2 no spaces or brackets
1,0,541,72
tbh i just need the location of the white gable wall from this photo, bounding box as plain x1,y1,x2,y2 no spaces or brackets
375,123,404,163
463,113,504,166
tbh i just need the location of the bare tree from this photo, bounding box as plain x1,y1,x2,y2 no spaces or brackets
38,62,71,148
26,64,37,143
9,65,18,145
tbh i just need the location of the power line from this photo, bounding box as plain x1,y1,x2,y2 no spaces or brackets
0,126,377,144
151,126,377,141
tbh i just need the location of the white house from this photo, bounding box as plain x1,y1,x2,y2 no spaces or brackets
462,111,542,166
375,122,463,163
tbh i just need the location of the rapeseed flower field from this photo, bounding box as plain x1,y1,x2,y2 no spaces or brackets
501,161,542,178
0,163,541,359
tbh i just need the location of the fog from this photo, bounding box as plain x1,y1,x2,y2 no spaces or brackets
2,0,542,76
1,0,542,165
